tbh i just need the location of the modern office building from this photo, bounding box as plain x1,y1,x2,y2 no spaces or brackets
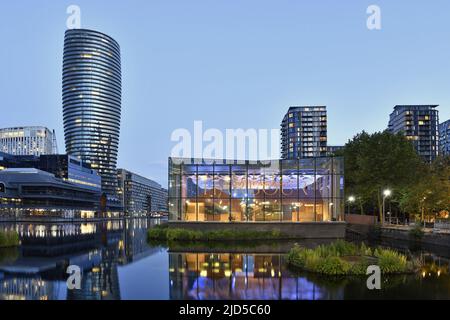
327,145,344,156
168,157,344,223
117,169,168,216
0,127,55,156
0,152,101,192
0,168,101,217
281,106,327,159
388,105,439,163
62,28,122,196
439,119,450,156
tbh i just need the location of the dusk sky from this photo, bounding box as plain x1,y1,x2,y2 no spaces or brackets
1,0,450,186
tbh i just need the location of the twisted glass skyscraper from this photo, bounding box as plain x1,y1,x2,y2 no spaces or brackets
62,29,121,196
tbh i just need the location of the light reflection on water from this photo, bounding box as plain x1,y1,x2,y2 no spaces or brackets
0,219,449,300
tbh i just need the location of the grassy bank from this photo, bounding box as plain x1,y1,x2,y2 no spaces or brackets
0,230,20,248
287,240,421,276
147,224,283,241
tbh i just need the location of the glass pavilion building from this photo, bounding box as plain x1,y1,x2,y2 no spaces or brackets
62,29,122,196
168,157,344,223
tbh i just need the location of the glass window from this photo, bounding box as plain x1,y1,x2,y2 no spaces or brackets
182,198,197,221
299,170,315,199
299,201,315,222
198,198,214,221
230,198,246,222
263,199,282,221
263,161,281,199
316,175,331,198
281,160,298,199
214,164,231,199
197,165,214,198
214,199,230,222
231,165,247,198
282,199,300,221
247,164,264,199
181,164,197,198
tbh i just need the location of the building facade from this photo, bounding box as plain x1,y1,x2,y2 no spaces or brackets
0,152,101,192
439,119,450,156
0,168,101,217
62,28,122,196
168,157,344,223
117,169,168,216
388,105,439,163
0,127,55,156
281,106,327,159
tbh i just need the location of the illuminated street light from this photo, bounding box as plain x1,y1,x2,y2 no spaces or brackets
347,196,355,215
382,189,392,225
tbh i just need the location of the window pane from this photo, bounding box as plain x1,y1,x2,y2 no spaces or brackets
181,164,197,198
197,165,214,198
182,198,197,221
198,198,214,221
282,199,300,221
231,198,246,221
214,199,230,221
264,199,281,221
231,165,247,198
299,201,315,222
214,165,231,199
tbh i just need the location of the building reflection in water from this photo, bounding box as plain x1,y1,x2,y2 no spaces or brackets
0,218,163,300
169,252,344,300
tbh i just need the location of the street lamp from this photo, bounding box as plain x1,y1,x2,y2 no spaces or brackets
347,196,355,215
382,189,391,225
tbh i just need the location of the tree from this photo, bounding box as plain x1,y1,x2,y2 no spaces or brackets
399,156,450,221
338,131,426,222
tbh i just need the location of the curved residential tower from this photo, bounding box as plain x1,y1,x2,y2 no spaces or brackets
62,29,121,196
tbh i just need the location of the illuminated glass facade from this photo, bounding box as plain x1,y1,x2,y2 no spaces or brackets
62,29,121,196
169,157,344,222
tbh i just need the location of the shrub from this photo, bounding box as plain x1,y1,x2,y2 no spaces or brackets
374,248,408,274
349,258,371,275
147,226,284,242
316,256,351,275
287,241,413,275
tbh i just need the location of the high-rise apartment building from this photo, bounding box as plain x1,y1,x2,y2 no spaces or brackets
388,105,439,163
117,169,168,216
62,29,122,196
439,119,450,156
0,127,55,156
281,106,327,159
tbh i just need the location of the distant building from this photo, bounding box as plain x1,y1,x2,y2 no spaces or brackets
117,169,168,216
62,29,122,197
0,168,101,217
327,145,344,156
388,105,439,163
0,126,55,156
0,152,101,192
281,106,327,159
439,119,450,156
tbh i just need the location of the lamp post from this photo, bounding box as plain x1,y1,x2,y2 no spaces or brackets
382,189,391,225
347,196,355,215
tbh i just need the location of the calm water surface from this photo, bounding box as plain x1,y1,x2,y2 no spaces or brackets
0,218,449,300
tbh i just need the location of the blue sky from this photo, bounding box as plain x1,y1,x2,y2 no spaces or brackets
1,0,450,186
